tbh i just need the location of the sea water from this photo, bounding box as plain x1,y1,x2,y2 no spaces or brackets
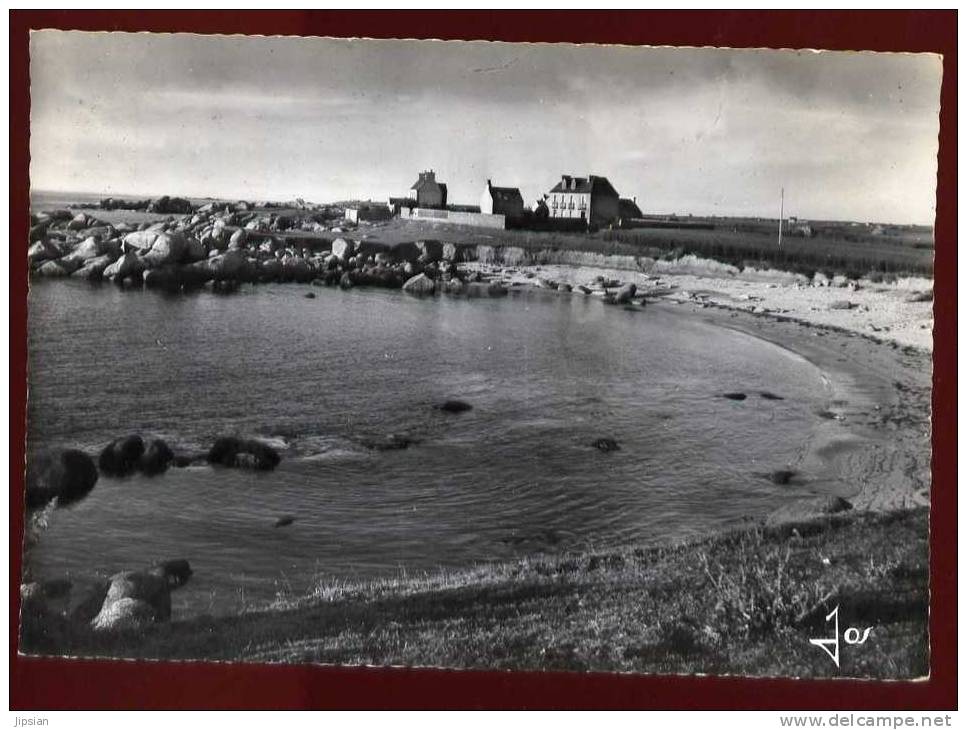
24,279,830,616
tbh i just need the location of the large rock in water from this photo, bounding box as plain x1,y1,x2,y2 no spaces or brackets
102,252,144,281
98,435,145,477
25,449,99,510
259,258,283,282
139,439,174,475
34,260,72,277
402,272,436,296
207,437,281,471
613,282,637,304
91,559,193,631
436,400,472,413
73,254,117,281
142,265,184,290
182,236,207,263
207,249,250,281
141,231,187,267
181,260,216,287
281,256,312,282
591,438,621,453
122,230,160,254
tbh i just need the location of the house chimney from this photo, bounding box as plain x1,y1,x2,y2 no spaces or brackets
487,178,492,188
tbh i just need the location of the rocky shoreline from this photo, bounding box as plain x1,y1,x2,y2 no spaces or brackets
28,203,530,296
29,204,932,338
22,201,933,649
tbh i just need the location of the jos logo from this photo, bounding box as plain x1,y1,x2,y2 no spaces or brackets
809,605,873,667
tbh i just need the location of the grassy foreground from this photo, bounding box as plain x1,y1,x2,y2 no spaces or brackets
22,508,928,679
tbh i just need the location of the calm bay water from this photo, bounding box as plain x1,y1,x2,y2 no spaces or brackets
25,280,829,616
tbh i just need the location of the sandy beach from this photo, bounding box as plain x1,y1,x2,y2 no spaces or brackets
466,259,933,518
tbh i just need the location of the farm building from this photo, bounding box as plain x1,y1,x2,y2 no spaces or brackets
480,180,525,218
410,170,448,209
547,174,620,226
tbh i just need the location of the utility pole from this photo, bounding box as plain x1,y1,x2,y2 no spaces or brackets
778,186,784,250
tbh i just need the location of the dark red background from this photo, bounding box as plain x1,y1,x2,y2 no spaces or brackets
9,10,957,710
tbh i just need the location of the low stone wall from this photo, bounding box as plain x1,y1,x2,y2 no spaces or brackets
400,207,506,230
465,245,646,271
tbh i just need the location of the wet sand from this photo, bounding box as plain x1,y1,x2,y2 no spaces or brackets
683,299,931,517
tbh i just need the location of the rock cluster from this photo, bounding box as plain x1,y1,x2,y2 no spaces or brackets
28,205,479,296
207,436,281,470
24,432,283,513
21,560,193,636
25,449,98,510
30,203,661,309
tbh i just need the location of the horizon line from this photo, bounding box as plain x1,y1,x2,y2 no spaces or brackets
28,187,937,229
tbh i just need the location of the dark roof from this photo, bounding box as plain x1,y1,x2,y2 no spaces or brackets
549,175,619,198
619,198,643,218
486,183,523,205
411,177,447,196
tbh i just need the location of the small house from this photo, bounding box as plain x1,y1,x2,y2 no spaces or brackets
410,170,448,209
480,180,524,218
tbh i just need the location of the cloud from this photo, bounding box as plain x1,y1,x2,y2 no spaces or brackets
28,31,941,223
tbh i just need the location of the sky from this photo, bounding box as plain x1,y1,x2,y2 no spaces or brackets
29,32,942,224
